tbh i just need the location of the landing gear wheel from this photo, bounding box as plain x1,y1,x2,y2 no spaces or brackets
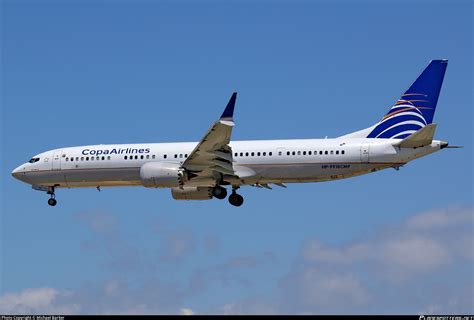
212,186,227,199
228,193,244,207
47,186,57,206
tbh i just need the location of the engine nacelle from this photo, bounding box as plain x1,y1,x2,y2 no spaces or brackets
171,187,213,200
140,162,182,188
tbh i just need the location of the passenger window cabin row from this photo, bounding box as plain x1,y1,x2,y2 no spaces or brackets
124,154,156,160
234,151,273,157
233,150,345,157
65,156,112,162
283,150,345,156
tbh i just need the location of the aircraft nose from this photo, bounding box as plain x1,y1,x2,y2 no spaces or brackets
11,165,26,180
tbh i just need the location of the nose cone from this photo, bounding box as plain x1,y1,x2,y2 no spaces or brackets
11,165,26,180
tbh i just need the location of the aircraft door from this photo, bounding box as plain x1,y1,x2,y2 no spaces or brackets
52,150,62,170
360,144,370,163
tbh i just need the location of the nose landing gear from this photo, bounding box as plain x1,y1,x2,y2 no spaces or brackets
47,187,57,206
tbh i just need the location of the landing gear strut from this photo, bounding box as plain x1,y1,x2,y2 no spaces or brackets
212,185,227,199
47,187,57,206
228,187,244,207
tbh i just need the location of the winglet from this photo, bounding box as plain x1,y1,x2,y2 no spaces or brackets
220,92,237,120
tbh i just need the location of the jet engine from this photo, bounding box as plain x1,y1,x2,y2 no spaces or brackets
140,162,182,188
171,187,213,200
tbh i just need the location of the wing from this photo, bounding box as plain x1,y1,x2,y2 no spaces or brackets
182,93,238,183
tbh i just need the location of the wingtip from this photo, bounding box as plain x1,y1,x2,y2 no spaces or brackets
220,92,237,120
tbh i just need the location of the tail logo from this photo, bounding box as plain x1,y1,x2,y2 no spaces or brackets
365,60,447,140
367,93,431,139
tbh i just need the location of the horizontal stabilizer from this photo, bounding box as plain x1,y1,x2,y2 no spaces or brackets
397,124,437,148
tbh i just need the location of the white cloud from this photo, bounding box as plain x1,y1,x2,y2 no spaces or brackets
299,207,473,282
180,308,195,315
2,207,471,315
221,206,474,314
0,288,79,314
405,207,473,230
379,236,449,272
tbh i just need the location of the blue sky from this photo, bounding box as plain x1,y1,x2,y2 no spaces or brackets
1,0,472,314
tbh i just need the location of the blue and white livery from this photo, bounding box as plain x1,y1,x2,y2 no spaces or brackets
12,60,455,207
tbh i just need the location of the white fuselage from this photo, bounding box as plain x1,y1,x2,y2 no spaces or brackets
11,137,444,189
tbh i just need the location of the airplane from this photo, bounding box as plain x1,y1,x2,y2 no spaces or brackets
12,60,456,207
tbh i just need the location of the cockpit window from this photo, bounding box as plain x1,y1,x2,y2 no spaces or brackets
28,157,40,163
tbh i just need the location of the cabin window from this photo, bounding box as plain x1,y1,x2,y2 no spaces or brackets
179,154,183,158
251,152,255,156
135,155,138,160
91,157,94,161
292,151,295,156
263,152,266,156
152,155,156,159
325,151,328,155
330,151,334,155
257,152,261,156
164,154,167,159
185,154,188,158
279,152,282,156
341,150,345,155
174,154,177,158
269,152,272,156
303,151,306,155
107,156,111,160
235,152,238,157
86,157,89,161
240,152,243,157
65,157,69,161
308,151,312,155
336,150,339,155
245,152,249,156
141,155,144,159
102,156,105,160
319,151,323,155
287,151,290,156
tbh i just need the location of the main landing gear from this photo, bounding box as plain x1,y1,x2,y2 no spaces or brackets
47,187,57,206
212,185,228,199
212,185,244,207
228,187,244,207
